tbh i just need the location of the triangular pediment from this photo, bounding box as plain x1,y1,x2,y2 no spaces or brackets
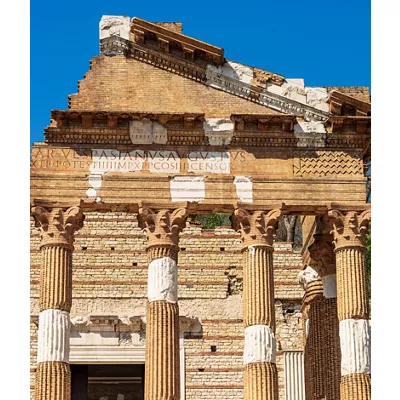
68,15,343,124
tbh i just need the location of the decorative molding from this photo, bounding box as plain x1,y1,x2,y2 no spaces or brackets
31,206,84,248
131,17,225,66
232,208,282,248
203,118,234,146
293,120,326,147
293,151,363,177
70,345,146,364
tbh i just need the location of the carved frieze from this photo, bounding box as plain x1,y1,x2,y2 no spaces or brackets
293,151,363,177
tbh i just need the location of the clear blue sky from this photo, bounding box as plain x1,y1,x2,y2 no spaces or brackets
31,0,371,144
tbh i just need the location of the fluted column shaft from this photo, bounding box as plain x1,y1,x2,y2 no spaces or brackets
138,206,188,400
243,245,278,400
308,233,341,400
32,206,84,400
328,210,371,400
233,208,281,400
145,246,180,400
298,267,325,400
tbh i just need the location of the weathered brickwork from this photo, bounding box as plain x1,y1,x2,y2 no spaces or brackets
30,212,304,399
69,56,277,116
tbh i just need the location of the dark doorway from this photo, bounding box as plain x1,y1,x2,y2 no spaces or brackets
71,364,145,400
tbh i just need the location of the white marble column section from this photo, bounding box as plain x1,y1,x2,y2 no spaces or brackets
322,274,337,299
244,325,276,364
37,309,70,363
148,257,178,303
339,319,371,375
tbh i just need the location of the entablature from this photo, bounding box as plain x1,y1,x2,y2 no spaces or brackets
44,110,370,154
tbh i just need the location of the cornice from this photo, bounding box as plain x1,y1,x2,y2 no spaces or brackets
45,111,369,150
131,17,224,65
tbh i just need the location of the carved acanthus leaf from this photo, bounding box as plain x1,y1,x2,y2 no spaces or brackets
327,210,371,250
138,207,188,247
232,208,282,248
31,206,84,247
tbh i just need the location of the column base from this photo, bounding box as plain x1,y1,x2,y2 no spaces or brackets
244,362,278,400
340,373,371,400
35,361,71,400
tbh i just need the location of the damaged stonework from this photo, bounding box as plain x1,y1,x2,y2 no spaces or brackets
294,119,327,147
339,319,371,375
148,257,178,303
100,16,131,41
298,266,320,290
37,309,70,363
129,119,168,144
86,149,145,199
170,176,205,202
244,325,277,364
206,60,254,86
267,79,330,113
306,87,329,110
203,118,234,146
233,176,253,203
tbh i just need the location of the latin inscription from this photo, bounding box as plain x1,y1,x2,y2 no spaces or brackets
31,148,235,175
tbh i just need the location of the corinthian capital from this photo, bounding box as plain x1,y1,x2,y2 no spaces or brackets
31,206,85,248
308,233,335,276
327,209,371,250
232,208,282,248
138,207,188,248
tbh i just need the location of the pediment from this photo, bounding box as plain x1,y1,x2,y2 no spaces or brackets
96,16,333,123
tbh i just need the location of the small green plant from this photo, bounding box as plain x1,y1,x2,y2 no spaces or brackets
189,214,230,229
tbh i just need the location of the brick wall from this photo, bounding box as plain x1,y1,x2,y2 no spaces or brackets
68,56,277,116
30,212,305,399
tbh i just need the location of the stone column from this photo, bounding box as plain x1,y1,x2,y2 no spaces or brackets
308,233,341,400
328,210,371,400
233,208,281,400
298,265,325,400
31,206,85,400
138,206,188,400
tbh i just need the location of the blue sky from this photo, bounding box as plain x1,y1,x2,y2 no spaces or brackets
31,0,371,144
